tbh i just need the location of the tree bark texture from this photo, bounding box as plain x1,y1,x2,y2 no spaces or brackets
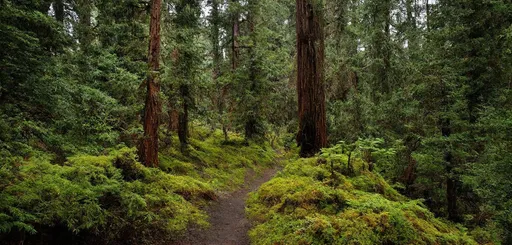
296,0,328,157
140,0,162,167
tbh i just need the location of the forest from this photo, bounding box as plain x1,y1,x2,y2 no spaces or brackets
1,0,511,244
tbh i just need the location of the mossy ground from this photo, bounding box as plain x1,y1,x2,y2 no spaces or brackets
0,126,277,244
159,126,276,191
246,148,479,245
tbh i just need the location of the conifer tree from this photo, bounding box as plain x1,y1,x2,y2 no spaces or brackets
296,0,328,157
171,0,202,151
140,0,162,167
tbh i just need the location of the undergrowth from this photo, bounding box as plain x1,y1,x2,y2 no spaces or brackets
160,127,276,191
246,145,481,245
0,127,276,245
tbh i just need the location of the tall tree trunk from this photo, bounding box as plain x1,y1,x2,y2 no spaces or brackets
296,0,328,157
174,0,201,151
441,118,458,221
244,50,259,139
230,0,240,131
168,106,179,132
231,0,240,70
140,0,162,167
382,0,391,95
211,0,229,142
244,0,261,140
211,0,220,78
447,173,458,220
178,84,189,151
400,137,421,194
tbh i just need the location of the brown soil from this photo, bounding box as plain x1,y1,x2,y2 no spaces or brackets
170,166,280,245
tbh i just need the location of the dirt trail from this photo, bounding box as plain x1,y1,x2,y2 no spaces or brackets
171,166,280,245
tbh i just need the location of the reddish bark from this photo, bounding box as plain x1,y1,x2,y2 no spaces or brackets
296,0,328,157
139,0,162,167
168,107,179,132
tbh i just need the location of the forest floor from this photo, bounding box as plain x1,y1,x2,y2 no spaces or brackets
170,166,281,245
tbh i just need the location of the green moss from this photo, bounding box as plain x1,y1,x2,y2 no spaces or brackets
348,172,403,201
247,148,477,245
159,154,197,176
0,147,216,243
159,127,277,191
1,126,278,244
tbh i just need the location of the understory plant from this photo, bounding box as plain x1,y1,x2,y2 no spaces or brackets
246,145,482,245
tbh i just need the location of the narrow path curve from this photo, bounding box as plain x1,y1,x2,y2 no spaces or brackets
171,166,280,245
